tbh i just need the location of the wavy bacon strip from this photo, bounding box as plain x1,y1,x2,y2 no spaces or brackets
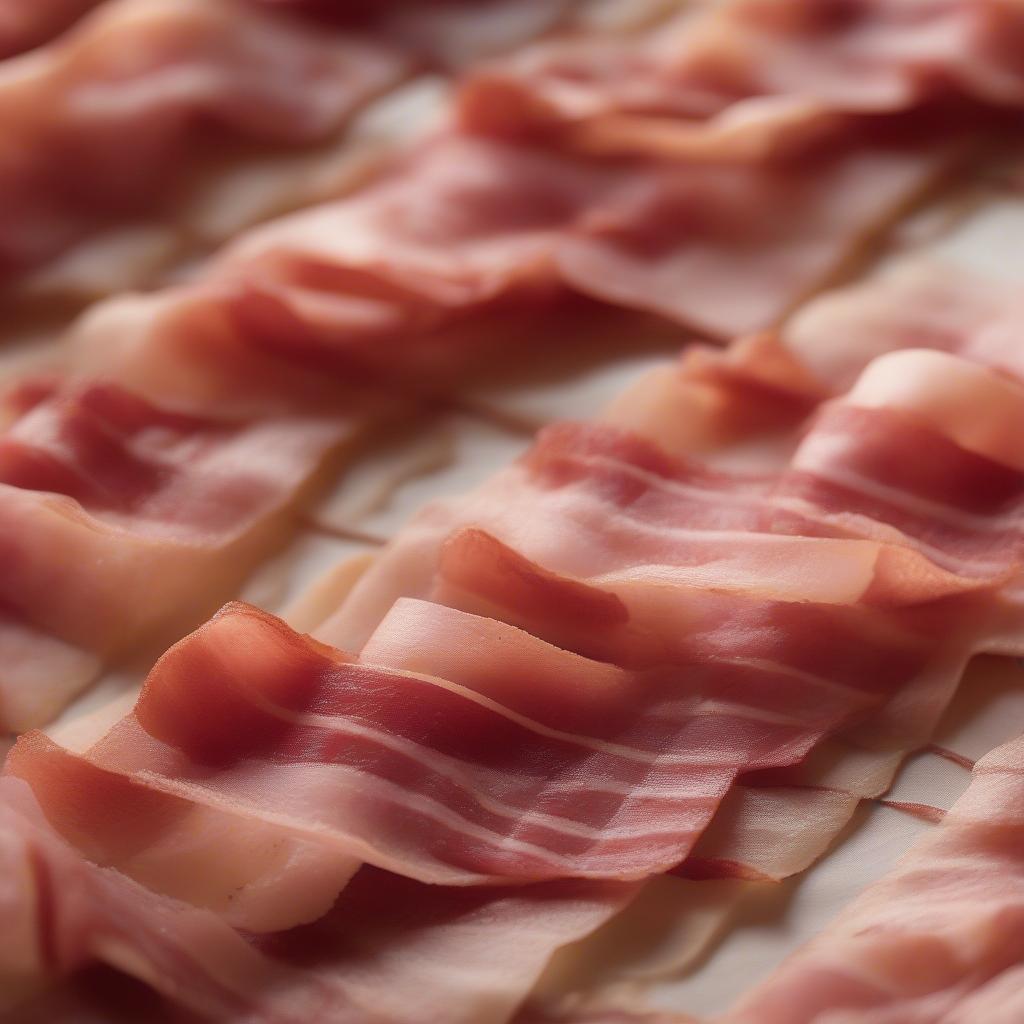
611,340,1024,883
783,256,1024,390
51,599,812,884
11,347,1021,1007
61,122,949,412
0,379,351,731
326,348,1024,642
458,0,1024,156
0,0,410,282
314,348,1024,884
0,748,635,1023
608,258,1024,471
212,121,951,341
722,735,1024,1023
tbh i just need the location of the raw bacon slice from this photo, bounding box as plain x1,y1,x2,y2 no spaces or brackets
458,0,1024,153
0,775,286,1022
312,350,1024,888
288,552,991,880
607,259,1024,470
782,257,1024,390
774,349,1024,576
0,380,350,730
555,139,947,338
367,527,991,841
74,600,803,884
1,750,635,1023
604,333,825,479
0,0,409,279
206,134,618,378
323,362,1024,658
69,127,950,412
217,132,952,345
721,735,1024,1023
357,599,890,890
65,136,617,404
6,732,360,933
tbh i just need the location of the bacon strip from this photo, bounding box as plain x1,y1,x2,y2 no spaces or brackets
554,137,946,338
61,124,950,412
782,257,1024,390
0,0,410,281
607,256,1024,474
326,351,1024,646
0,775,281,1021
0,380,351,730
0,750,635,1023
312,348,1024,889
64,600,796,884
458,0,1024,155
214,124,953,338
721,735,1024,1023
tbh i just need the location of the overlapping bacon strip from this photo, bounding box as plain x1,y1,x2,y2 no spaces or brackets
62,125,949,414
23,597,845,885
611,256,1024,469
6,341,1023,1017
2,4,1024,1018
0,378,354,731
14,349,1022,883
311,346,1024,884
458,0,1024,156
0,0,969,729
327,345,1024,633
782,256,1024,389
721,734,1024,1023
3,713,636,1023
0,0,411,284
